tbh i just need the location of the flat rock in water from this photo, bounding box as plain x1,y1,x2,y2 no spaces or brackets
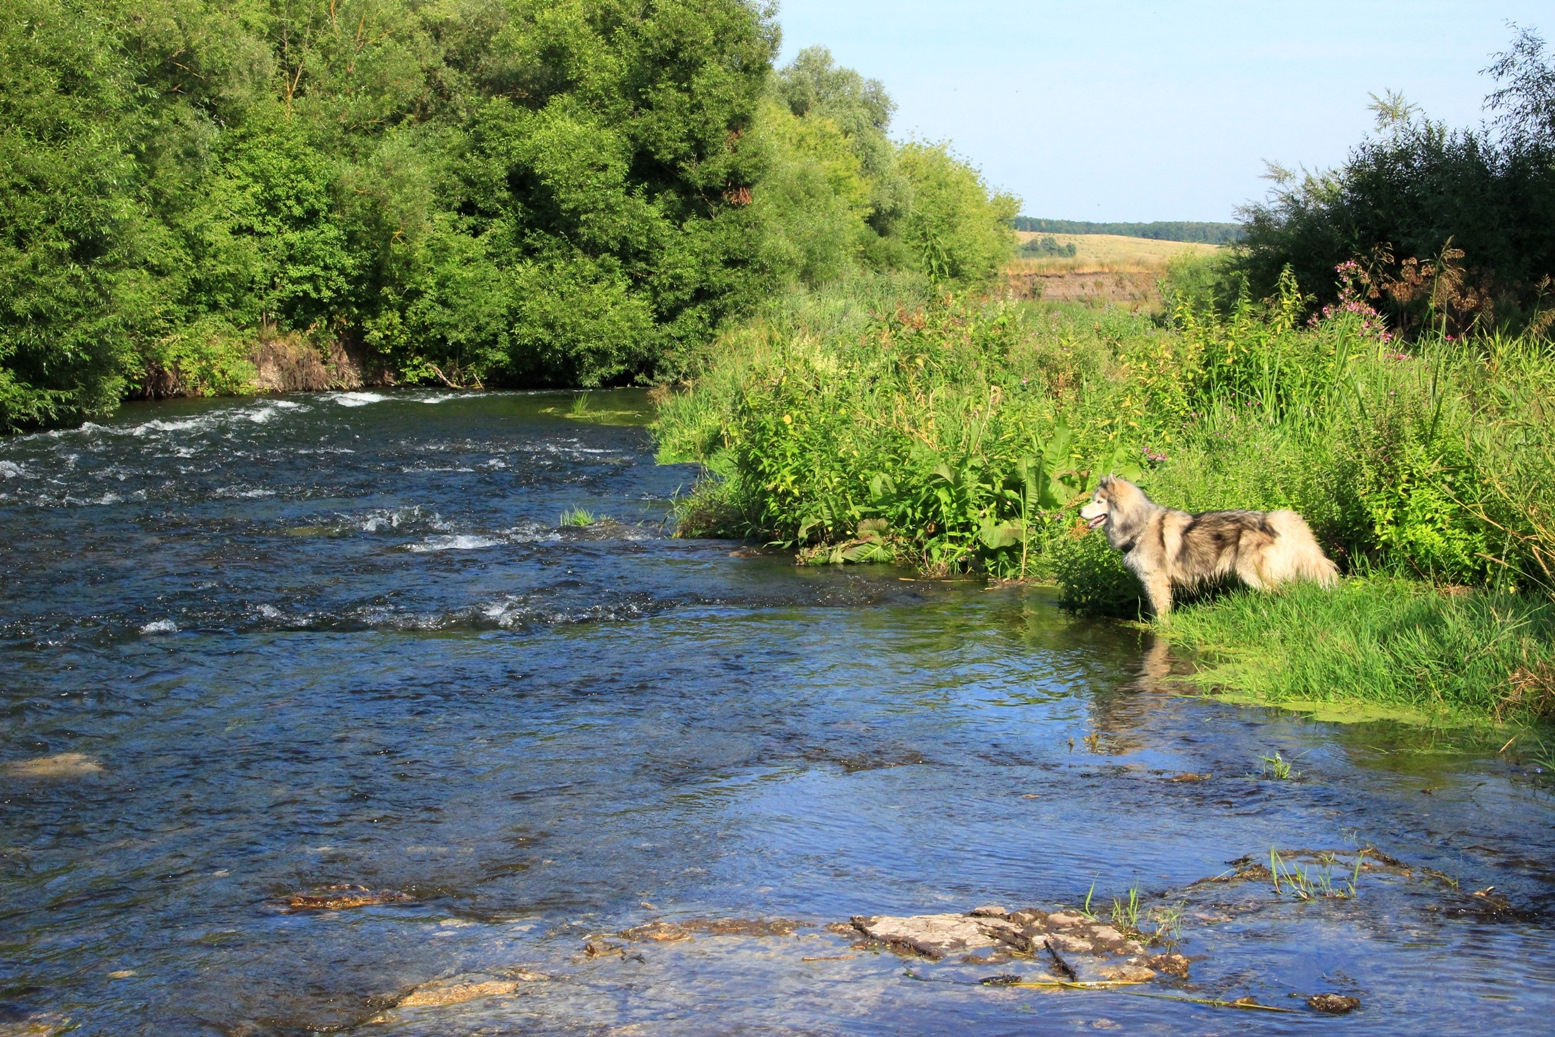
850,909,1156,981
396,971,547,1009
2,754,102,778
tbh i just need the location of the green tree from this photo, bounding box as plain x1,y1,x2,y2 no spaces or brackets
896,143,1019,288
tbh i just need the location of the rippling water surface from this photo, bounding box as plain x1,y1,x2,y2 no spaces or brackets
2,390,1552,1036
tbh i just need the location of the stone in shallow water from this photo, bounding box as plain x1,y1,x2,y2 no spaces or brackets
850,913,1000,960
2,754,102,778
1307,993,1361,1014
0,1012,71,1036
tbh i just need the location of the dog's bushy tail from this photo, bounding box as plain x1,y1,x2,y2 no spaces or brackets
1268,510,1340,587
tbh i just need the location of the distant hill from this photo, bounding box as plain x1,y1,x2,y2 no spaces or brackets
1013,219,1244,244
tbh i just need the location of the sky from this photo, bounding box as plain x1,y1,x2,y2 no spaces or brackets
772,0,1554,222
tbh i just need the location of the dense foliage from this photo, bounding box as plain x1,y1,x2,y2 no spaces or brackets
1233,28,1555,333
0,4,1016,430
1013,219,1243,245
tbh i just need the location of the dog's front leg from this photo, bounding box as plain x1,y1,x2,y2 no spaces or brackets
1143,574,1173,620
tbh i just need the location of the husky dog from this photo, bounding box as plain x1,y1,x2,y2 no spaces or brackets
1078,476,1337,616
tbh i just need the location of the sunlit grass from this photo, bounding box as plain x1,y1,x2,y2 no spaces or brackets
1164,579,1555,726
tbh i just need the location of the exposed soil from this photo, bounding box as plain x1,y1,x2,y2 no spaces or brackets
1003,267,1163,310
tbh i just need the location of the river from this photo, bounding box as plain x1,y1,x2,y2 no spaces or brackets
1,390,1551,1035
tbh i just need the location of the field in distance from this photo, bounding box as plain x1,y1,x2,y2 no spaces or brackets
1014,231,1220,271
1006,233,1222,310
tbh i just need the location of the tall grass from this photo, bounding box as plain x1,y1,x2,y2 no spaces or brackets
1166,580,1555,723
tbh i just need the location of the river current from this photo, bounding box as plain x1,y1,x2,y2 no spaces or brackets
1,390,1551,1035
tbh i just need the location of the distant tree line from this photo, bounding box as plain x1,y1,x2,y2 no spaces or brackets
0,1,1016,431
1013,219,1243,244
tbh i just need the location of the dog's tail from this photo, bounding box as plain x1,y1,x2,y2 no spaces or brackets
1268,510,1340,587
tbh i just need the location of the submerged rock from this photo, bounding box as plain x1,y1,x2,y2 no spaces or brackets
283,884,414,911
583,939,624,958
2,753,102,778
0,1012,71,1036
618,918,804,942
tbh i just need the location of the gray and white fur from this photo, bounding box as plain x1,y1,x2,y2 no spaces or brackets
1078,476,1338,616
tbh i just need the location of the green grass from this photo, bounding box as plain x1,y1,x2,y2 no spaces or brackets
1163,579,1555,725
1269,849,1364,901
1258,750,1298,780
559,507,599,527
1110,885,1141,931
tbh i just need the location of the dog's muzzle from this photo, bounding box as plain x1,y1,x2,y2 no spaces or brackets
1085,514,1106,530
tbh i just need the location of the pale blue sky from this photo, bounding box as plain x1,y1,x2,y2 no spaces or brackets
773,0,1554,222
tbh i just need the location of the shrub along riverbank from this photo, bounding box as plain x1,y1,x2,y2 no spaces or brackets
653,272,1555,727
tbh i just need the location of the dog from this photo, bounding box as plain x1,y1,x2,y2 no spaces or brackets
1078,476,1337,616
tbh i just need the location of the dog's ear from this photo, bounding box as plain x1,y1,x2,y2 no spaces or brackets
1098,475,1115,491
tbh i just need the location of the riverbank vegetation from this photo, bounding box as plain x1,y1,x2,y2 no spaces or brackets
654,27,1555,726
0,1,1014,431
655,270,1555,724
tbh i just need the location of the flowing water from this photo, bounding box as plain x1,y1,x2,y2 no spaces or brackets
1,390,1552,1036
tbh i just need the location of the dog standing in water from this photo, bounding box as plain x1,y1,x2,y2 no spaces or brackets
1078,476,1338,617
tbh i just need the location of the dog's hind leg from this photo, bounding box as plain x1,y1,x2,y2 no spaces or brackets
1234,555,1269,592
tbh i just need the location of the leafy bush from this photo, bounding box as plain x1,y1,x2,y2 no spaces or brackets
1020,236,1077,258
657,283,1147,577
895,143,1019,289
1230,28,1555,333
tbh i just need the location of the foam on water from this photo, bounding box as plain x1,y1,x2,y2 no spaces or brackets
327,391,389,407
407,534,504,553
139,619,178,635
357,506,449,533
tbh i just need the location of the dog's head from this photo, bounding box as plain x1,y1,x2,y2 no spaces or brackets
1079,476,1152,543
1079,475,1119,530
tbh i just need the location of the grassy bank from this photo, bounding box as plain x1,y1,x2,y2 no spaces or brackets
653,271,1555,726
1164,580,1555,725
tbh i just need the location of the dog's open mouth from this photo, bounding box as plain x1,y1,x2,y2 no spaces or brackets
1086,514,1107,530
